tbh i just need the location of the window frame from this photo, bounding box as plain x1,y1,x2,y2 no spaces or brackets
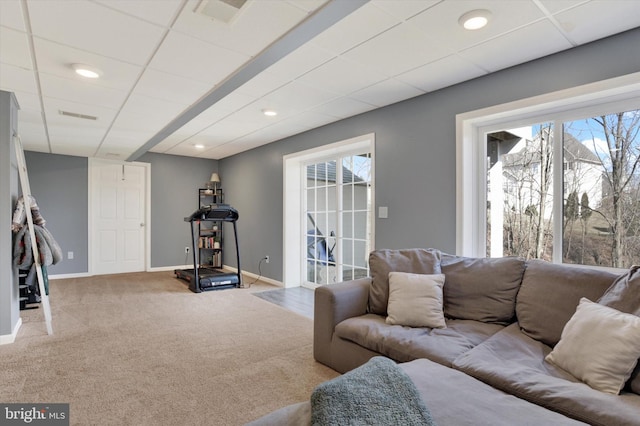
456,72,640,271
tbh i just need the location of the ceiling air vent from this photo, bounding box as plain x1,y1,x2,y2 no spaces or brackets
195,0,248,24
59,110,98,121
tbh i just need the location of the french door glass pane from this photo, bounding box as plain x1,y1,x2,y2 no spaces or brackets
305,152,371,285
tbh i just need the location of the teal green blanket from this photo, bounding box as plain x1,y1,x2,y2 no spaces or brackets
311,356,436,426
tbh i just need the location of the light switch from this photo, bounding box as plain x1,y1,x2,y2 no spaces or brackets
379,206,388,218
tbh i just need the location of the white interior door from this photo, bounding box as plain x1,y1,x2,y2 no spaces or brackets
91,159,148,275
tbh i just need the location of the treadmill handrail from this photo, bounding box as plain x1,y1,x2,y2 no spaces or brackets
184,204,239,222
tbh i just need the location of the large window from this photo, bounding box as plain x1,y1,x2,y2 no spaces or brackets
457,73,640,270
487,110,640,268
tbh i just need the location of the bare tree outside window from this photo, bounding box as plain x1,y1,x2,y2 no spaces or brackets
564,109,640,268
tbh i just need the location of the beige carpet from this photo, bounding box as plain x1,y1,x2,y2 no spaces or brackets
0,272,339,425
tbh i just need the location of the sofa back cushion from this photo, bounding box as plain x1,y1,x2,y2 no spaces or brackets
368,248,441,315
440,254,525,324
516,259,618,347
597,265,640,395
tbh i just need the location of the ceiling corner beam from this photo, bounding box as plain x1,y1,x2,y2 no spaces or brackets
127,0,369,162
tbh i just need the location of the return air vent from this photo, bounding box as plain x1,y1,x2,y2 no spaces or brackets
195,0,248,24
59,110,98,121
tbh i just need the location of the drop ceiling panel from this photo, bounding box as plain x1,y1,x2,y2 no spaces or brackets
554,1,640,44
47,125,106,152
27,0,165,65
17,121,49,152
33,39,142,92
94,0,183,27
258,80,340,117
0,27,32,69
349,78,425,108
148,30,250,85
0,0,26,31
297,56,387,95
173,0,317,57
312,96,378,120
133,68,212,105
408,0,547,52
110,93,188,131
256,42,335,87
458,20,573,73
371,0,440,21
9,91,41,112
0,64,39,96
537,0,587,14
97,128,158,159
342,23,453,77
310,2,399,55
39,73,128,109
396,54,487,92
43,97,117,127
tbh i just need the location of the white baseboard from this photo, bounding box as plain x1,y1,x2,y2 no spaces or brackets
148,265,191,273
225,266,283,287
0,317,22,345
48,272,92,280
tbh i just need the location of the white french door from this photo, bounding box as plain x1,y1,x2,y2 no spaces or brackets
284,134,374,288
90,159,149,275
304,152,372,287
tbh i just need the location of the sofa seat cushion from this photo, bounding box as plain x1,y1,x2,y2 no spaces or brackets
453,323,640,426
402,358,587,426
516,259,618,347
334,313,504,366
248,359,589,426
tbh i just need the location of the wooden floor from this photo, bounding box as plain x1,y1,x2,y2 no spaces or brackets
253,286,315,319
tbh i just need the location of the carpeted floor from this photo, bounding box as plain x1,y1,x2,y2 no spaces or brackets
0,272,339,425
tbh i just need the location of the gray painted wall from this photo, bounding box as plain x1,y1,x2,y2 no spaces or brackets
220,28,640,282
24,152,88,275
137,152,218,268
0,91,20,338
21,152,217,273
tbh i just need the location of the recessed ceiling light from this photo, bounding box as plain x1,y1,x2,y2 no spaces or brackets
71,63,102,79
262,109,277,117
459,9,491,30
194,144,205,149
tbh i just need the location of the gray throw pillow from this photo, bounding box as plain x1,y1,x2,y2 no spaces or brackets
369,248,441,315
598,265,640,394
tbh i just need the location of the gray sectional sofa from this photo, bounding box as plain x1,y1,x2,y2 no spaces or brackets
310,249,640,426
248,248,640,425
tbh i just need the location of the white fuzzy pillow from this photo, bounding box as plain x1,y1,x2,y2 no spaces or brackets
546,298,640,394
386,272,446,329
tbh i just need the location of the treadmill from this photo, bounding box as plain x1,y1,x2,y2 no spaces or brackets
175,204,241,292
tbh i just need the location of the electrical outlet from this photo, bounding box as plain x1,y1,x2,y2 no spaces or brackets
185,247,190,254
264,255,270,263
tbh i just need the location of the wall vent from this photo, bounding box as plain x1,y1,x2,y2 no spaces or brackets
59,110,98,121
195,0,248,24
